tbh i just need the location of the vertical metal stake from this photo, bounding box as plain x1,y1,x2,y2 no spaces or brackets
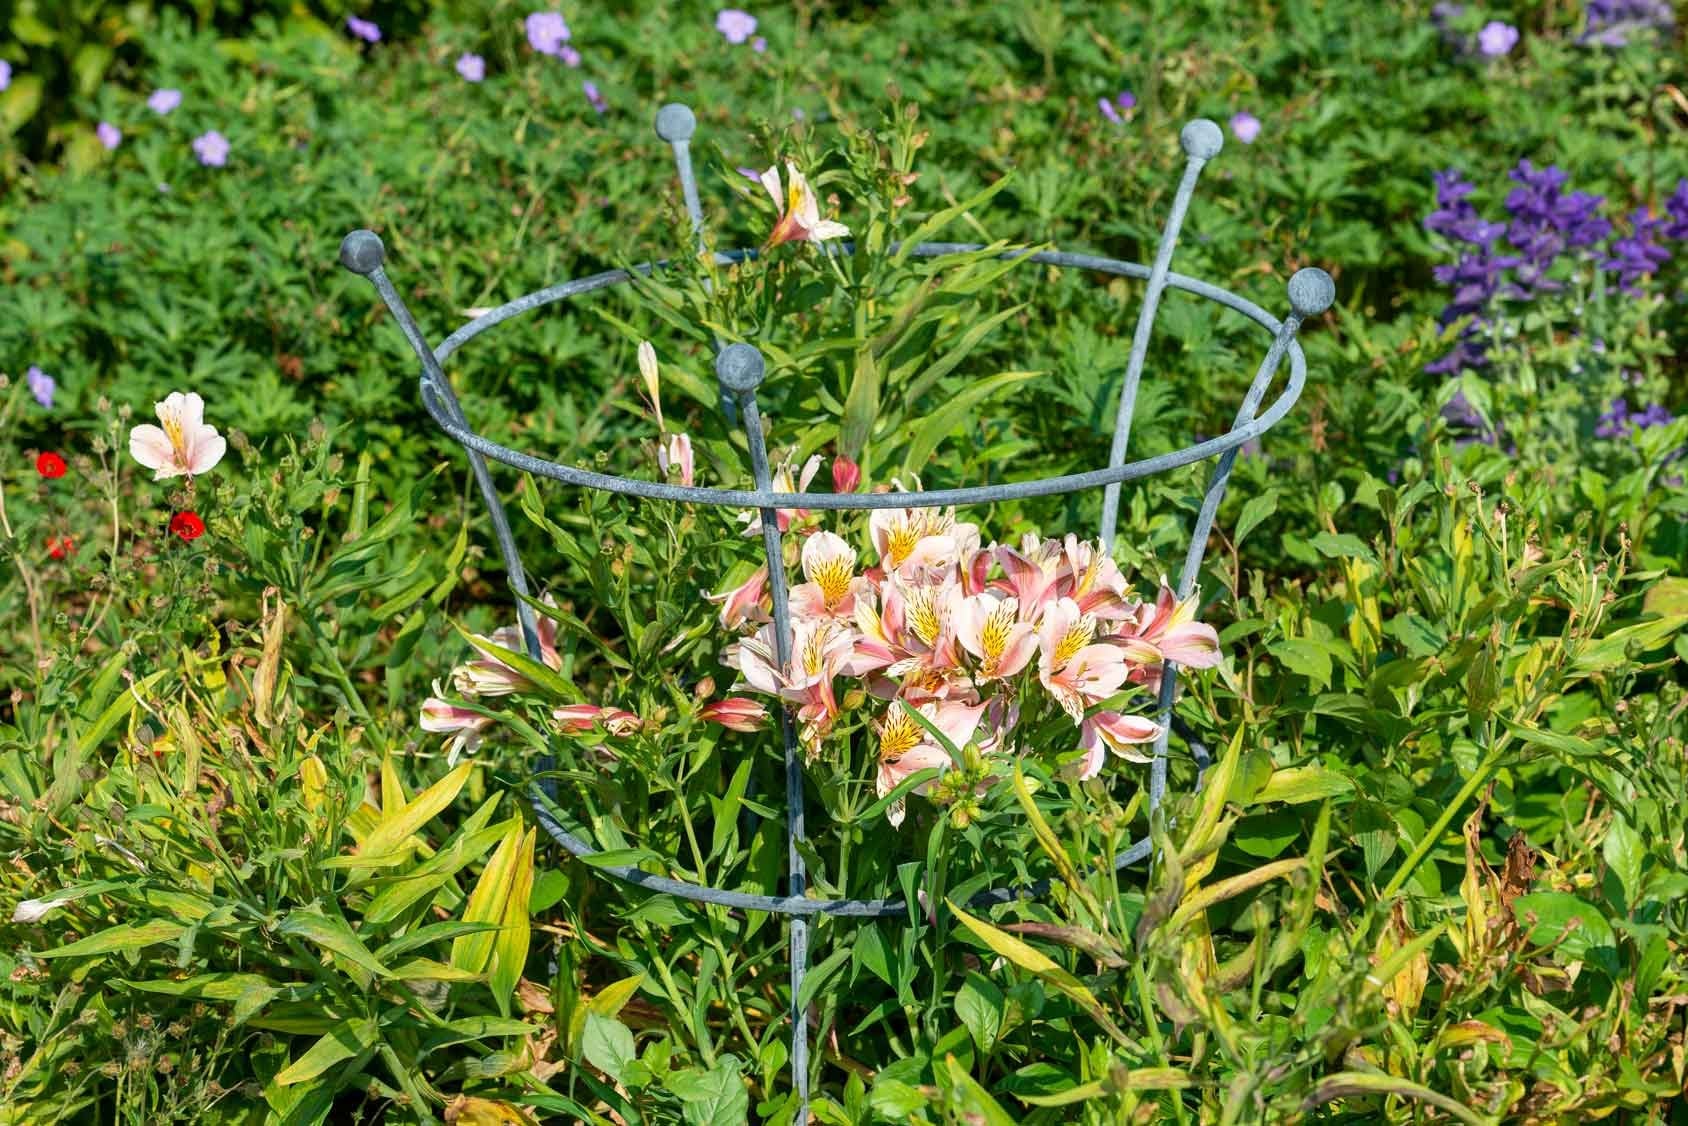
718,343,810,1118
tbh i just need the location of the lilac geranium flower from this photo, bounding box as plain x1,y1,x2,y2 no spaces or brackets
26,366,54,409
1098,98,1122,125
716,9,757,44
560,45,581,67
752,36,767,53
346,15,381,43
1477,21,1518,56
96,122,122,150
526,11,571,55
192,130,230,167
148,88,182,115
0,60,10,92
456,53,486,82
583,80,606,114
1229,111,1261,144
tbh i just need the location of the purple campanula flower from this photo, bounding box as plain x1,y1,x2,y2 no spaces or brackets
148,88,182,115
526,11,571,55
559,45,581,67
346,15,381,43
1580,0,1674,47
456,53,486,82
1229,111,1261,144
1502,160,1610,297
716,9,757,44
752,36,767,53
583,80,606,114
1098,97,1121,125
0,60,11,92
96,122,121,150
1477,21,1518,56
26,366,54,409
1116,90,1137,111
192,130,230,167
1598,397,1677,440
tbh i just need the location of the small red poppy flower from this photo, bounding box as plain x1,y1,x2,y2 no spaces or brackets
168,511,206,541
46,536,75,559
36,452,67,479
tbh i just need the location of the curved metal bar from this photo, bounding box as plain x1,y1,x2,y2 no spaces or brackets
431,244,1286,365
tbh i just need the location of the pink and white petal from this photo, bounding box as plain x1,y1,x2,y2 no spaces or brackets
186,430,227,476
129,425,176,472
758,165,784,209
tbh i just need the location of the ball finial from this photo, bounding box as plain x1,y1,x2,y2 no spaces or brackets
1180,119,1224,160
654,103,697,143
1287,268,1336,318
339,229,385,276
715,343,767,394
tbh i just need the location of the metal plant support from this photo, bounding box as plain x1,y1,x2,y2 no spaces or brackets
339,101,1334,1118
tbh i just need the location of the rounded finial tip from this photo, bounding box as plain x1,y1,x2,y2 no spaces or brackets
654,103,697,142
715,343,766,394
339,229,385,275
1180,118,1224,160
1287,268,1336,317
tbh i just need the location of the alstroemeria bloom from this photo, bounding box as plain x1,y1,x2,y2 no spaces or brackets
454,604,562,696
1075,711,1162,779
734,618,853,757
659,432,694,486
739,453,823,534
421,689,492,766
1038,598,1130,721
1123,584,1222,670
875,698,984,827
831,454,860,494
638,340,663,431
954,593,1037,681
129,391,227,480
761,162,850,247
1058,535,1135,619
790,531,861,620
553,704,640,736
700,697,769,731
869,505,976,576
708,565,769,629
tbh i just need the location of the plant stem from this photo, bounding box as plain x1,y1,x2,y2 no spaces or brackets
1382,745,1504,898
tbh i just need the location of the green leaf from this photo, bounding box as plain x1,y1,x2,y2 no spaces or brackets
1253,766,1353,806
1233,489,1279,547
947,901,1128,1043
35,920,185,959
1511,893,1615,961
1603,813,1643,908
955,973,1004,1055
1270,638,1334,691
901,369,1040,476
273,1018,379,1086
840,347,880,460
581,1012,636,1081
275,908,391,979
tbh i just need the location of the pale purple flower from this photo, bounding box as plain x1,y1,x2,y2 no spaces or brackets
346,15,381,43
559,45,581,67
147,88,182,115
1099,90,1135,124
716,9,757,44
737,166,764,182
1580,0,1674,47
192,130,230,167
96,122,121,150
26,366,54,409
752,36,767,53
583,80,606,115
1229,111,1261,144
526,11,571,55
1098,97,1121,125
456,53,485,82
0,60,10,92
1477,20,1518,56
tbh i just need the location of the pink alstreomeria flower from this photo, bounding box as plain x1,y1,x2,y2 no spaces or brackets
789,531,863,621
708,565,769,629
128,391,227,480
953,592,1037,682
420,689,492,766
760,162,850,247
1075,711,1162,780
552,704,640,737
454,601,562,696
699,697,769,732
1118,583,1223,691
733,617,853,757
1037,598,1130,721
659,432,694,486
875,698,984,827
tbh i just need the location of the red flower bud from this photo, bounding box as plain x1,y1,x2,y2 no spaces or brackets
168,511,206,541
831,454,860,494
35,452,67,479
46,536,75,559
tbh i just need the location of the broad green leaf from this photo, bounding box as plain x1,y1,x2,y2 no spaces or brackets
1233,489,1279,547
955,973,1004,1055
1253,766,1354,805
35,920,185,959
275,908,391,979
273,1018,378,1086
581,1012,636,1082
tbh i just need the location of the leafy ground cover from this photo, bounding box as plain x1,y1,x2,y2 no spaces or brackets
2,1,1686,1122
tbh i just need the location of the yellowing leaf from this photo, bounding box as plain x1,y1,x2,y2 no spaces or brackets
273,1017,378,1086
359,761,472,862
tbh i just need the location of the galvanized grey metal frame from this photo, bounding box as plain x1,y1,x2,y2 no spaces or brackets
339,102,1333,1118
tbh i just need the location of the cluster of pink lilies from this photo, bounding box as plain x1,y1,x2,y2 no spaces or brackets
711,498,1222,825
